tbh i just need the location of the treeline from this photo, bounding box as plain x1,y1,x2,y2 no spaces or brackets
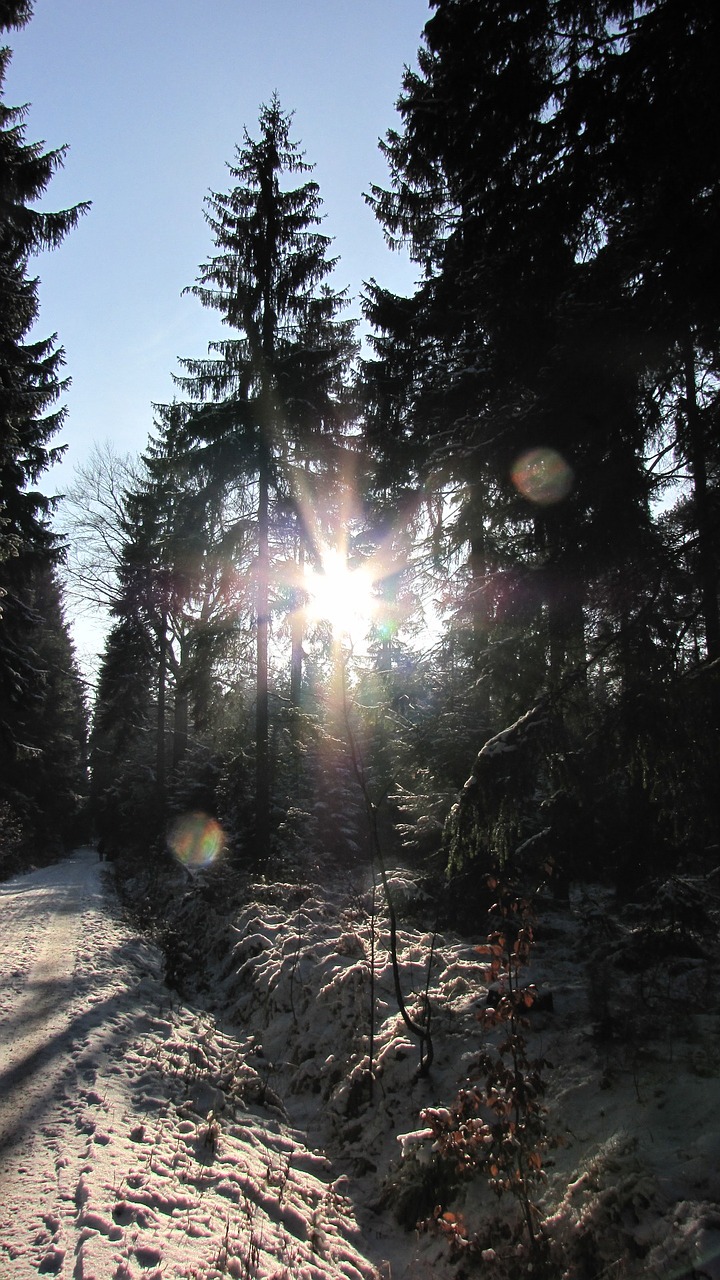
2,1,718,899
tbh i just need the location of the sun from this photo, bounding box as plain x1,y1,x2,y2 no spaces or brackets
304,548,375,640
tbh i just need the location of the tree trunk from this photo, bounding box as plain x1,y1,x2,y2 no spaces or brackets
468,531,492,729
683,331,720,663
290,538,305,708
255,447,271,856
156,603,168,810
172,635,189,771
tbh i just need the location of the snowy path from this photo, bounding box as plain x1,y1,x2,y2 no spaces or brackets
0,850,380,1279
0,851,106,1158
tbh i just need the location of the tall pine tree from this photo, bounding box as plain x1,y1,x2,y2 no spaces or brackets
174,96,356,858
364,0,719,887
0,0,89,864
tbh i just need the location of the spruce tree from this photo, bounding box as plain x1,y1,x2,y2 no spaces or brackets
175,96,356,858
365,0,719,886
89,610,156,859
596,0,720,663
0,1,89,577
0,562,86,872
0,1,89,864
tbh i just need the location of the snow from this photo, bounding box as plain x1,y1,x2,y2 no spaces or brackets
2,851,720,1278
0,851,380,1278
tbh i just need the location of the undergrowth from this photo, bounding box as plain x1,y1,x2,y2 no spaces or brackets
401,872,560,1275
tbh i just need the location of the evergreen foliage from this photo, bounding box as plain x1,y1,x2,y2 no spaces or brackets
362,0,720,896
4,3,718,1268
171,95,358,859
0,1,89,871
59,5,717,909
0,562,87,873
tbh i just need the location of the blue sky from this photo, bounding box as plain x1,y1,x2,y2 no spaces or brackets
6,0,429,498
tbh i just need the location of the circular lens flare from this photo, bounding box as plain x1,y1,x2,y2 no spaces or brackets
511,447,574,506
168,812,225,869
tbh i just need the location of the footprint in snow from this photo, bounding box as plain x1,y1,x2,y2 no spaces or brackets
134,1245,162,1268
37,1246,65,1274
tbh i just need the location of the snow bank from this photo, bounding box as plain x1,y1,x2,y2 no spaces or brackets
160,868,720,1279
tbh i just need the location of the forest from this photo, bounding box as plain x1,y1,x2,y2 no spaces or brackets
1,0,720,1270
2,0,718,896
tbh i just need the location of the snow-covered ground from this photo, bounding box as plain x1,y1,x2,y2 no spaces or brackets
157,863,720,1279
0,850,381,1279
2,848,720,1279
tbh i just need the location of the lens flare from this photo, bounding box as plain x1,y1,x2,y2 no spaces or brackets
511,447,574,506
304,548,375,639
168,812,225,869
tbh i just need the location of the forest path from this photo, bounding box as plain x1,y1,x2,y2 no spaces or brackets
0,848,104,1158
0,851,382,1280
0,847,163,1277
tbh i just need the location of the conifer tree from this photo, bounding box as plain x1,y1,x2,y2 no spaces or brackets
0,1,89,864
596,0,720,663
89,609,156,858
1,559,87,872
0,1,89,578
175,96,356,857
135,407,255,782
365,0,719,885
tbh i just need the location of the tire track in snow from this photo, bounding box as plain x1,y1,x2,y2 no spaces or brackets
0,854,93,1156
0,880,87,1153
